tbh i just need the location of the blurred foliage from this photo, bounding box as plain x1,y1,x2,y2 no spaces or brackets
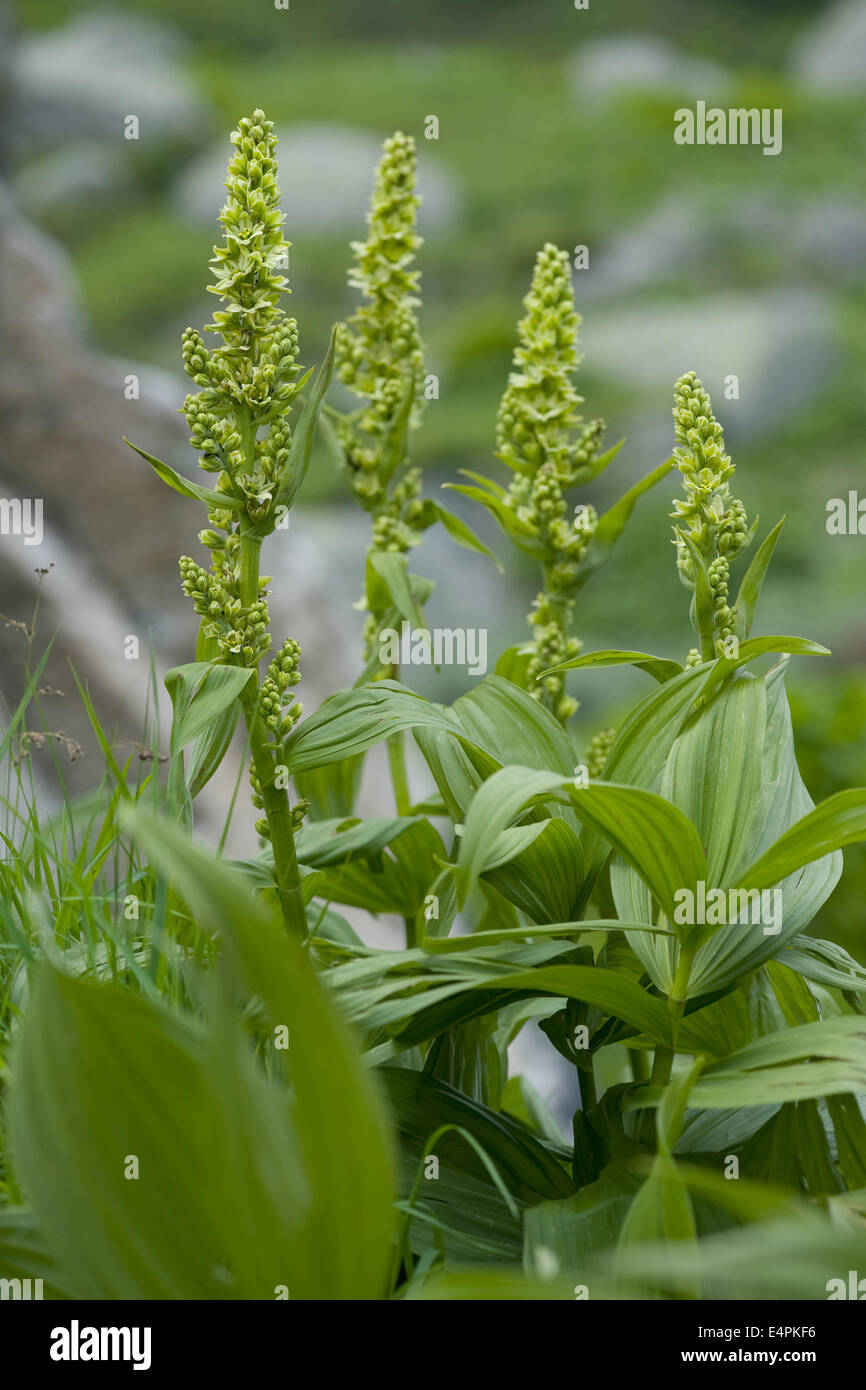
790,674,866,959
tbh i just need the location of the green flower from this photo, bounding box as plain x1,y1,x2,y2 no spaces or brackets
671,372,753,655
496,243,601,488
205,110,290,348
494,244,605,723
335,130,425,460
332,131,430,664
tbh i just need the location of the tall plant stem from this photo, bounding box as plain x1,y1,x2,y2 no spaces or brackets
238,527,307,938
387,731,412,817
641,942,694,1142
579,1062,597,1112
539,568,574,722
382,661,415,945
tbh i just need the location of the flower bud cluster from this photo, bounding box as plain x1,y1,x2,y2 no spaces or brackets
174,109,309,611
525,592,582,724
496,245,603,501
586,727,616,779
671,371,750,587
178,556,271,664
259,639,303,739
494,245,607,722
333,133,429,650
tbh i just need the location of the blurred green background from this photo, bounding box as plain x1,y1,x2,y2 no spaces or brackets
7,0,866,950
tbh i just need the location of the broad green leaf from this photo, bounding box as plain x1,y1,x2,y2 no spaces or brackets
187,702,242,801
663,674,766,886
525,1162,641,1282
284,682,475,774
611,1211,865,1300
570,782,707,927
164,661,254,822
677,529,715,656
698,635,830,703
295,815,426,867
826,1094,866,1189
305,818,447,916
456,767,569,908
675,1103,780,1154
451,674,578,780
457,767,706,925
616,1061,703,1294
733,516,786,640
681,1017,866,1109
368,550,426,629
420,499,504,571
8,964,327,1298
739,1102,840,1195
123,438,246,511
165,662,255,758
444,479,550,559
406,1268,576,1300
271,325,336,514
735,788,866,894
619,664,844,997
294,753,364,819
481,816,584,925
577,663,712,900
378,375,415,486
541,649,683,684
121,808,397,1298
781,935,866,993
0,1209,74,1301
381,1066,574,1205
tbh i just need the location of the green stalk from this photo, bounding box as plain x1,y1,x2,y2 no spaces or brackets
238,530,263,610
387,730,412,817
243,694,307,938
628,1048,649,1084
381,654,416,944
238,528,306,939
641,941,695,1141
579,1061,597,1112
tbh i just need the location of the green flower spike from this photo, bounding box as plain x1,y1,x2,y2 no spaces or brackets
332,131,430,665
496,243,605,723
335,129,425,506
671,371,754,659
127,108,336,937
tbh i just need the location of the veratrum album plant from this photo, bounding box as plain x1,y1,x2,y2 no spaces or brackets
2,110,866,1302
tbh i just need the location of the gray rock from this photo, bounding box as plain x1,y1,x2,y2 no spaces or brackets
15,12,207,145
173,122,461,234
588,189,866,297
790,0,866,91
588,193,706,297
567,34,731,104
583,288,837,440
14,139,130,219
789,195,866,274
